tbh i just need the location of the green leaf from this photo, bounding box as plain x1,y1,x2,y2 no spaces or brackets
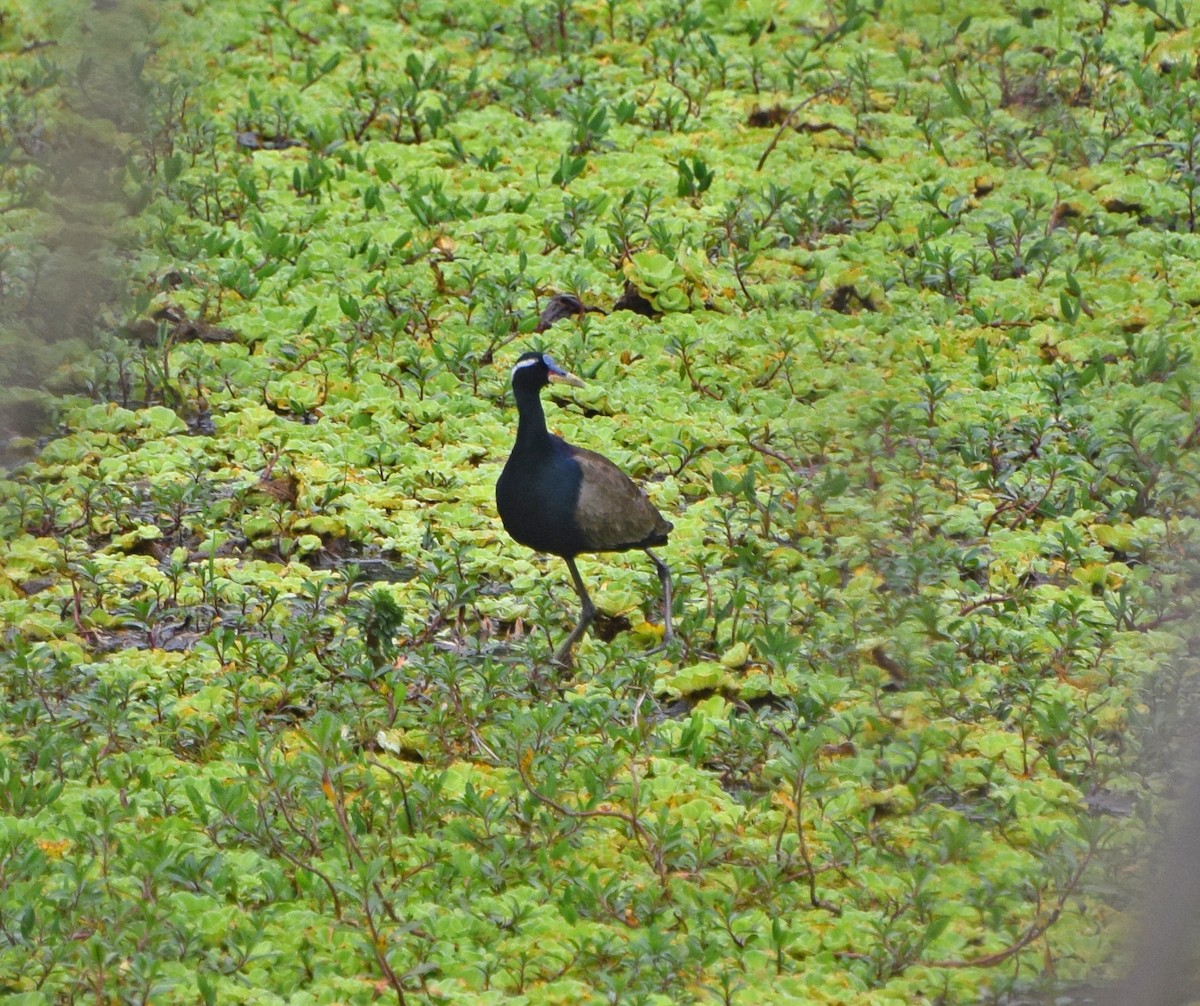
142,405,187,434
943,72,971,115
339,292,361,320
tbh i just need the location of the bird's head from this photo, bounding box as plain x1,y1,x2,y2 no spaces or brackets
511,351,584,390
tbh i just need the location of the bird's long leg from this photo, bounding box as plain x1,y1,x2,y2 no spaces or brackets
554,556,596,668
645,548,673,642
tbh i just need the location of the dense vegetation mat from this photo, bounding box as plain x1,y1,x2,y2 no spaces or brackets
2,0,1199,1002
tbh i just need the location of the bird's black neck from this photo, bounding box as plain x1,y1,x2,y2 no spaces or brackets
513,384,551,452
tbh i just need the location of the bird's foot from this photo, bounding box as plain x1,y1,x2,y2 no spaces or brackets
551,643,577,673
645,626,676,657
530,662,573,698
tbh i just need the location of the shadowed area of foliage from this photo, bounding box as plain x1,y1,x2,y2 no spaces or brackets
1,0,1199,1003
0,2,159,456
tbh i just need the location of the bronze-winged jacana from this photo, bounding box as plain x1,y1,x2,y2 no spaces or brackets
496,351,673,667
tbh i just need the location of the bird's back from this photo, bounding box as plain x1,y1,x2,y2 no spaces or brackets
568,445,672,553
497,437,670,558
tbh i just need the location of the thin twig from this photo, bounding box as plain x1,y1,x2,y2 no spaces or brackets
756,83,844,172
958,595,1014,616
514,746,649,843
925,845,1094,969
748,439,804,473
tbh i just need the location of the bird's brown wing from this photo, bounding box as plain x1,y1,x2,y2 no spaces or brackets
569,445,672,552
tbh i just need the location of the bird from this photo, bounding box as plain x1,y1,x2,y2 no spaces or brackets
496,351,673,668
535,292,604,332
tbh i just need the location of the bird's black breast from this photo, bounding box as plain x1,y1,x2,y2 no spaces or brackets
496,436,588,558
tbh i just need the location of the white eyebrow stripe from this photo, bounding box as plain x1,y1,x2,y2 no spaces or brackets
511,358,541,375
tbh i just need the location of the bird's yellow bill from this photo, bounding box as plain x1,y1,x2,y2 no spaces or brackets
548,370,585,387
